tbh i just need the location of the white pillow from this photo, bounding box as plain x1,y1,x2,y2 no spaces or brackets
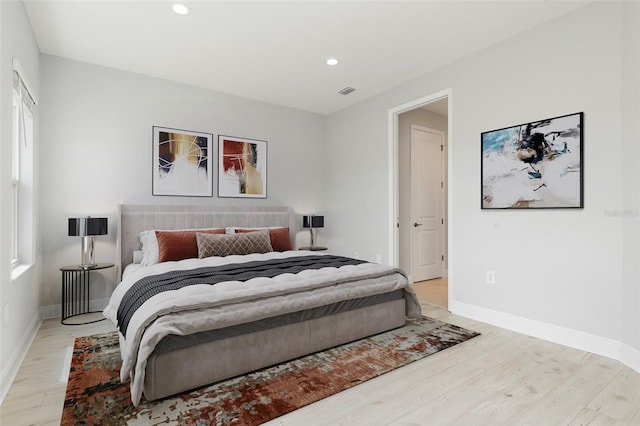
132,250,144,264
138,230,159,266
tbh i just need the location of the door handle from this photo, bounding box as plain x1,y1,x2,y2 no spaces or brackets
413,222,423,227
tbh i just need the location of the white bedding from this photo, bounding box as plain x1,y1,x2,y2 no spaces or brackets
103,250,421,406
121,262,145,280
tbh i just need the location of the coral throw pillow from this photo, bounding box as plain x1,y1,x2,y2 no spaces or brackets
156,229,224,263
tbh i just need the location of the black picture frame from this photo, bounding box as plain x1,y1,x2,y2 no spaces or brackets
481,112,584,209
152,126,213,197
217,135,267,198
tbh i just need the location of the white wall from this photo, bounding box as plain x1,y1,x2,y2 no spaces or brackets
0,0,41,402
620,2,640,369
38,55,326,311
326,2,634,356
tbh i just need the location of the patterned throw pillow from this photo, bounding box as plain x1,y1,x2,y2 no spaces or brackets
234,227,293,251
196,229,273,258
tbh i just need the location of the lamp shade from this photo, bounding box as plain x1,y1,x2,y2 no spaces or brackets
68,217,108,237
303,215,324,229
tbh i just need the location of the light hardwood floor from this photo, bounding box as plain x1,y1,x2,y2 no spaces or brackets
2,302,640,425
413,278,448,309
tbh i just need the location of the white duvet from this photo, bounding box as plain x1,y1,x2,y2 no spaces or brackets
103,250,421,406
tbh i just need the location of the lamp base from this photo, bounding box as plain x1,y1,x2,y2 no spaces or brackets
79,264,99,270
80,236,96,268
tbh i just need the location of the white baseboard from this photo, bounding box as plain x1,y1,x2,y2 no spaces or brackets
40,303,60,320
620,343,640,373
40,297,110,320
2,298,110,404
450,300,622,362
0,312,42,405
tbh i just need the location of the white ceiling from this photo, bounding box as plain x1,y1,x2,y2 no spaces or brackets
23,1,589,115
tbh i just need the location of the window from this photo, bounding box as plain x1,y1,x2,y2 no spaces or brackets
11,66,36,269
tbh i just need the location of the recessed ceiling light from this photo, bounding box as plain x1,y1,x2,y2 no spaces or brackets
172,3,191,15
326,58,339,66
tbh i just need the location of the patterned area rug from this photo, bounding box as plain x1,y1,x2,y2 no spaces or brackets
62,316,479,425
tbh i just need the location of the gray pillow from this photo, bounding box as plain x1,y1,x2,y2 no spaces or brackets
196,229,273,258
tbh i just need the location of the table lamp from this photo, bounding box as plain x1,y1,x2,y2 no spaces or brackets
68,217,108,268
302,215,324,250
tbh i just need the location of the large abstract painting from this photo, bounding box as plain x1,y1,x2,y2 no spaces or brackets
218,135,267,198
481,112,583,209
152,126,213,197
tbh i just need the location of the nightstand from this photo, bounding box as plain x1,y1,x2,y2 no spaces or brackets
298,247,328,251
60,263,114,325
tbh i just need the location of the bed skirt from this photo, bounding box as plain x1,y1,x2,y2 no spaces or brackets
143,298,406,401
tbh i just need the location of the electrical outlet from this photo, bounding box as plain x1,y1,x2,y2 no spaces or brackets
486,270,496,284
375,254,382,264
354,251,360,259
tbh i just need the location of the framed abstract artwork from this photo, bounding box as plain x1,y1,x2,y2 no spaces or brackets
218,135,267,198
152,126,213,197
481,112,583,209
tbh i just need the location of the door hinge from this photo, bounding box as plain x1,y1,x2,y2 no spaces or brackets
440,145,443,151
441,181,444,188
441,218,444,225
441,255,444,261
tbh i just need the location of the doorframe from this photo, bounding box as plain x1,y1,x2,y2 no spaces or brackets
388,88,453,307
410,124,446,281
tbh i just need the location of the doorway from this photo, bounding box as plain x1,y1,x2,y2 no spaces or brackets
388,89,451,309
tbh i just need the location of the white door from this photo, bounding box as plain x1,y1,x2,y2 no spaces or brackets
411,125,444,281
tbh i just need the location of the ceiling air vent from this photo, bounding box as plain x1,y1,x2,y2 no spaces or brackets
338,87,356,95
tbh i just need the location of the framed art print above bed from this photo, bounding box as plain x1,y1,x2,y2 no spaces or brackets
152,126,213,197
218,135,267,198
481,112,583,209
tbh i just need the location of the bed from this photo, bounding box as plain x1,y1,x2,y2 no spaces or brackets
104,204,421,406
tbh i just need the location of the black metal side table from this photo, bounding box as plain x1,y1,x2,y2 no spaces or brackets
60,263,114,325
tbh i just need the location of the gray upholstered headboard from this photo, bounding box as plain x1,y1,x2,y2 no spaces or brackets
117,204,296,277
